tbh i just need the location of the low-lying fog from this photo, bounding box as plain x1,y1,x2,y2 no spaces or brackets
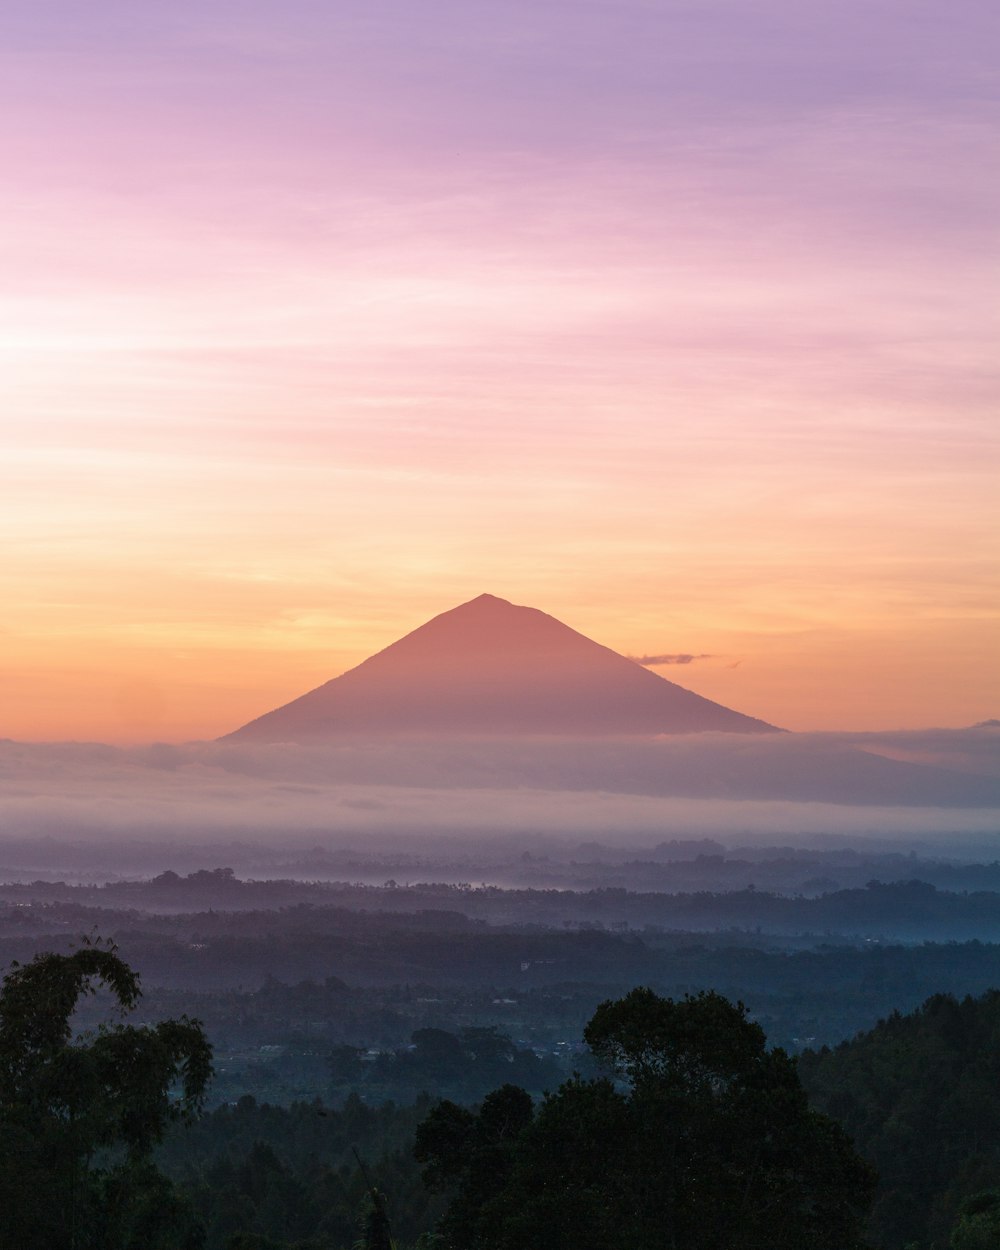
1,728,997,877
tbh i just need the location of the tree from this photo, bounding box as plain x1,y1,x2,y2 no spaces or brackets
951,1192,1000,1250
799,989,1000,1249
415,1083,533,1248
416,988,874,1250
0,941,213,1250
355,1187,395,1250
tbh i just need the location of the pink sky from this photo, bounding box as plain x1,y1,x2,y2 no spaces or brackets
2,0,998,741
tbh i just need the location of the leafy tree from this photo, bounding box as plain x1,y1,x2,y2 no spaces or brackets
0,941,213,1250
416,988,874,1250
950,1191,1000,1250
415,1084,532,1248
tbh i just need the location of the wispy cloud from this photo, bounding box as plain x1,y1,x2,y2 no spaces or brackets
631,653,714,667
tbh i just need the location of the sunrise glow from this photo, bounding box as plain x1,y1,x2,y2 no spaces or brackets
2,1,997,742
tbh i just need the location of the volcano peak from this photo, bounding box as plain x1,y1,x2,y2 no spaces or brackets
226,595,778,740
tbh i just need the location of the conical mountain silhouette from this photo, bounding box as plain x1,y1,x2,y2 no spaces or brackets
226,594,778,740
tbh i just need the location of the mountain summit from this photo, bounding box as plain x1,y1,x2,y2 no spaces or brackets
225,594,778,740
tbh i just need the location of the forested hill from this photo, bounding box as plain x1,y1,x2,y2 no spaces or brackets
800,990,1000,1249
10,873,1000,940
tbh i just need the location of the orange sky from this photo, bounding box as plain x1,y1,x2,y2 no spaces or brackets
2,0,998,742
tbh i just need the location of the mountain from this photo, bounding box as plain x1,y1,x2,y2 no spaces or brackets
226,594,778,741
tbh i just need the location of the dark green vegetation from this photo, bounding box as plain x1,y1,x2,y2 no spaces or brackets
10,854,1000,1248
949,1191,1000,1250
10,934,1000,1248
151,989,1000,1249
801,990,1000,1249
157,1094,444,1249
0,942,212,1250
416,988,873,1250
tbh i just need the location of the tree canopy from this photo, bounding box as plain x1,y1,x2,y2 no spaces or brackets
0,941,213,1250
416,987,875,1250
800,989,1000,1249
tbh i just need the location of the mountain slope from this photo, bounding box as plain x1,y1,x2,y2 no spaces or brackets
226,594,777,740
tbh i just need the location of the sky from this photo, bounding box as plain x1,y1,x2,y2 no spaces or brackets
2,0,998,743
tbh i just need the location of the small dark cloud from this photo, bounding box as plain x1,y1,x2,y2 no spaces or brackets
631,653,714,667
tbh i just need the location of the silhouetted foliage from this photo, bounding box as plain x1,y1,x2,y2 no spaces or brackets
416,988,874,1250
355,1187,394,1250
801,990,1000,1249
157,1093,444,1250
949,1190,1000,1250
0,941,212,1250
